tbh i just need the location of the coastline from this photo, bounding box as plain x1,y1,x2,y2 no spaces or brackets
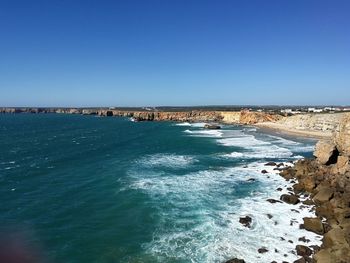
255,122,332,139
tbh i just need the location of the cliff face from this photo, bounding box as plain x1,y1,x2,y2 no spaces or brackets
277,113,344,132
98,110,280,124
0,107,281,125
281,113,350,262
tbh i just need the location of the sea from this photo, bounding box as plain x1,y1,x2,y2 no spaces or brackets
0,114,323,263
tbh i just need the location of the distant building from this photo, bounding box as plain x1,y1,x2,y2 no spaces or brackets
308,107,323,113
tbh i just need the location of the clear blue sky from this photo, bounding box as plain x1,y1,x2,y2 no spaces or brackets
0,0,349,107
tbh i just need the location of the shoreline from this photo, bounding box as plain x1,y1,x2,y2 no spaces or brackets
254,122,332,140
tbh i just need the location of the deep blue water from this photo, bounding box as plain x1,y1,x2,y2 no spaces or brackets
0,114,317,263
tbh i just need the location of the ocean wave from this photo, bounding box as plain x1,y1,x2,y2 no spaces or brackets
136,154,197,169
175,122,191,126
134,162,321,262
184,129,223,137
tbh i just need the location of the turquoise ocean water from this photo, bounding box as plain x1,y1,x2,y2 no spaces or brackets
0,114,319,263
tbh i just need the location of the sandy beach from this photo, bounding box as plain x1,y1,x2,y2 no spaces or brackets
255,122,333,139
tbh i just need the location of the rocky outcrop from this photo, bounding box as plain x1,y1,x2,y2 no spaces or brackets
239,110,282,124
334,113,350,157
278,113,350,263
314,140,338,165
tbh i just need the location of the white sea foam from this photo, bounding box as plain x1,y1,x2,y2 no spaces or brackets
129,162,321,262
176,122,191,126
136,154,196,169
217,135,269,147
184,129,223,137
218,134,294,159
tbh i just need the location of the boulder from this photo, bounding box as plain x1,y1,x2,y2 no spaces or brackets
265,162,277,166
313,140,338,165
313,249,333,263
267,199,282,204
296,245,312,257
280,194,300,205
323,228,348,248
261,169,268,174
303,217,324,235
239,216,252,228
313,187,334,205
258,247,268,253
204,124,221,129
225,258,245,263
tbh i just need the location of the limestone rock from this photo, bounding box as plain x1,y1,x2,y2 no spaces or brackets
303,217,324,235
313,187,334,205
313,140,338,165
280,194,300,205
334,113,350,157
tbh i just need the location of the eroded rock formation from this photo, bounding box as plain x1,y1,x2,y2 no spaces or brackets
280,113,350,262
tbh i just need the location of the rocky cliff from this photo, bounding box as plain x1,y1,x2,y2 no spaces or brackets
277,113,344,132
280,113,350,262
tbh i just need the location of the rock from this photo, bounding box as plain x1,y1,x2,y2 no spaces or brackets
296,245,312,257
293,258,306,263
314,249,333,263
313,140,338,165
258,247,268,253
265,162,277,166
267,199,282,204
323,227,348,248
313,187,334,205
280,194,300,205
225,258,245,263
261,169,268,174
276,187,283,191
334,113,350,157
267,214,273,219
247,178,256,182
204,124,221,129
298,236,310,243
303,217,324,235
239,216,252,228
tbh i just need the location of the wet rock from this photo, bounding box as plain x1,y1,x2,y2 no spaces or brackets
267,214,273,219
276,187,283,191
239,216,252,228
303,217,324,235
298,236,310,243
225,258,245,263
296,245,312,257
302,199,314,205
204,124,221,129
265,162,277,166
280,194,300,205
267,199,282,204
247,178,256,182
258,247,268,253
261,169,268,174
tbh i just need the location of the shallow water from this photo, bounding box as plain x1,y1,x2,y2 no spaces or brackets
0,114,321,262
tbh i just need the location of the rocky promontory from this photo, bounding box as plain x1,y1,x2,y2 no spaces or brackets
279,113,350,262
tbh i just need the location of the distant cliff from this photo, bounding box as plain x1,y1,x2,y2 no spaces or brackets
0,107,281,125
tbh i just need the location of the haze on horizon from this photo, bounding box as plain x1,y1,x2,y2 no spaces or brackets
1,0,349,107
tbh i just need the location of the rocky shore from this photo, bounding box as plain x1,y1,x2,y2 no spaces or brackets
227,113,350,263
